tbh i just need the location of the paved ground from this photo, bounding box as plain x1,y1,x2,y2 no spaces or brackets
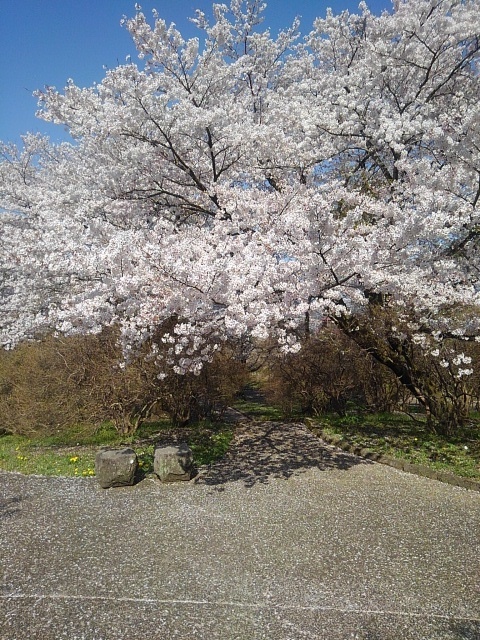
1,422,479,639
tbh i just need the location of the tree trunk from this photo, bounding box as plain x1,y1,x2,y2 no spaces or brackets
335,315,468,435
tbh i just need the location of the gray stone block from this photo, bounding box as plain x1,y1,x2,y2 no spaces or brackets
154,443,193,482
382,456,405,470
363,450,381,461
95,448,138,489
417,466,438,480
403,462,423,475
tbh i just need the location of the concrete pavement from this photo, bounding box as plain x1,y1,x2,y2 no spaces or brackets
1,422,479,639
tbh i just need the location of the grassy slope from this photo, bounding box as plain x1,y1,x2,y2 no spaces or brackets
310,412,480,480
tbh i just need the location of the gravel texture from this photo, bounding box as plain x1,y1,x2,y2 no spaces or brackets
1,421,479,639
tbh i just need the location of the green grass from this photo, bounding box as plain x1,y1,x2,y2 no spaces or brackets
311,412,480,479
0,419,234,478
135,424,234,473
0,435,97,477
232,398,285,421
37,423,122,448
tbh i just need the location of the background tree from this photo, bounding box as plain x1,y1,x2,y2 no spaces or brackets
1,0,480,432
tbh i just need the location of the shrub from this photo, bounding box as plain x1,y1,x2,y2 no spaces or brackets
262,325,403,418
0,330,248,436
0,335,95,436
156,345,249,426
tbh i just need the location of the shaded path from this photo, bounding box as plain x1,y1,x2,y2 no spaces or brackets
197,421,371,487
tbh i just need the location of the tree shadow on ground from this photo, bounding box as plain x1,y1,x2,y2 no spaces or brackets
349,618,480,640
0,495,22,520
193,421,371,488
447,620,480,640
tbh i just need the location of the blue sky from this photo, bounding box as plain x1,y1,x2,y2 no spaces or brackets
1,0,393,144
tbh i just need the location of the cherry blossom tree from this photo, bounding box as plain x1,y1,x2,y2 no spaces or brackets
1,0,480,430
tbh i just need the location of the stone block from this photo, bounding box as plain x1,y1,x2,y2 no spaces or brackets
359,447,373,458
95,448,138,489
154,443,193,482
382,456,405,470
417,465,438,480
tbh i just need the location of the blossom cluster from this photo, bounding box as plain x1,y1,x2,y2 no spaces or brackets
1,0,480,375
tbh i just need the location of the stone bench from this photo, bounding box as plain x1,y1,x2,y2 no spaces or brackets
154,443,194,482
95,448,138,489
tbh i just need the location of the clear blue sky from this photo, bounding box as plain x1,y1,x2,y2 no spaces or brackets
0,0,393,144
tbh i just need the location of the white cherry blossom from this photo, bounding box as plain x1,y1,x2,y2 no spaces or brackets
1,0,479,376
